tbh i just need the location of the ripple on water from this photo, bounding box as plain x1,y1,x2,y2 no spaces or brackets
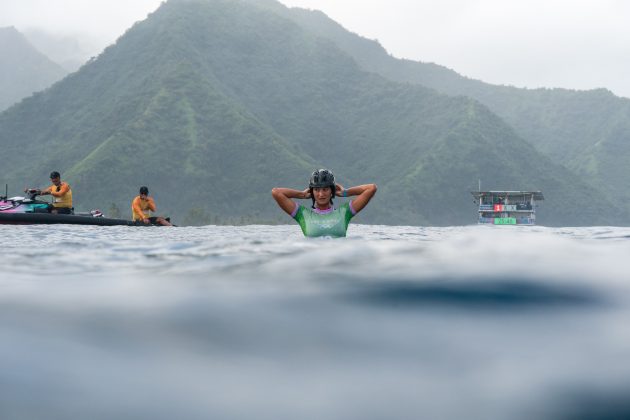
2,224,630,420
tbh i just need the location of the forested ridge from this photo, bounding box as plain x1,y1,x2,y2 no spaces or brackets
0,0,625,225
279,4,630,217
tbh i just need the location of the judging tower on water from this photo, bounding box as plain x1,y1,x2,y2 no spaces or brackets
471,191,544,225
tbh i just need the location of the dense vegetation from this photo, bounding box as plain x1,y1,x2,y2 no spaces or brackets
280,5,630,214
0,27,68,112
0,0,625,225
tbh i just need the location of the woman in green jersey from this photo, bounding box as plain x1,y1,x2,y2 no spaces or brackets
271,169,377,237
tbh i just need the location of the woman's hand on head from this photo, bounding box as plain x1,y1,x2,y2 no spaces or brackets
302,188,311,199
335,184,345,197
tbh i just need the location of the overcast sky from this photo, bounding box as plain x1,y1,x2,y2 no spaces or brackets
1,0,629,97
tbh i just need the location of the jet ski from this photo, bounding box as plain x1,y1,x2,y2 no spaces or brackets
0,188,143,226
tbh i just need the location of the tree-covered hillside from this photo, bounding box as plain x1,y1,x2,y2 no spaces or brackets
280,5,630,213
0,0,623,225
0,27,68,112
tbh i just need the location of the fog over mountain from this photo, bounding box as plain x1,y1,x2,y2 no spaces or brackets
23,29,98,72
279,0,630,98
0,26,68,111
1,0,627,98
0,1,162,72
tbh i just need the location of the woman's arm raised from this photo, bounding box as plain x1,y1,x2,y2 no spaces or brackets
337,183,377,214
271,188,311,215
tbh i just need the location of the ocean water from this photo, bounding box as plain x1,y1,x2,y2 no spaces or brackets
1,224,630,420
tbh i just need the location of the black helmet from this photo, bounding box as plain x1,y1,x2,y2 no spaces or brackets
50,171,61,179
309,169,335,189
139,186,149,195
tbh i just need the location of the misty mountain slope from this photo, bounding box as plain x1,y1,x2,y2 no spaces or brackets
65,66,315,217
24,29,91,72
0,26,68,112
380,103,617,225
154,1,589,188
569,113,630,190
0,17,314,217
278,4,630,211
0,0,624,225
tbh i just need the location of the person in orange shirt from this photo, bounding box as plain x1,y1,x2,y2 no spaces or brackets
131,186,172,226
36,171,73,214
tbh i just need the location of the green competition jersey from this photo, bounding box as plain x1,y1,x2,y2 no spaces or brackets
292,203,355,238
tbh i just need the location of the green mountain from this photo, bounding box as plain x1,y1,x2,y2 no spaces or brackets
278,6,630,211
0,0,623,226
0,27,68,112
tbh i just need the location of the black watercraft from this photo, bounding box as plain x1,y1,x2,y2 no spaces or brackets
0,189,141,226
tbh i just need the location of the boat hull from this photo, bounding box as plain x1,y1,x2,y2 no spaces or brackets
0,212,141,226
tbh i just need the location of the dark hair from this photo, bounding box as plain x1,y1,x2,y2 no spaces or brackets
50,171,61,179
139,186,149,195
310,186,335,209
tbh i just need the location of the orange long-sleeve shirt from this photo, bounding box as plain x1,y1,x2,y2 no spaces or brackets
131,196,156,221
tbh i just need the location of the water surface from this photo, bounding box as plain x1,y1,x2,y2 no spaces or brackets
2,224,630,420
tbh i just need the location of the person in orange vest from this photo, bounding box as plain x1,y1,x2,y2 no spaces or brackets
36,171,73,214
131,186,172,226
